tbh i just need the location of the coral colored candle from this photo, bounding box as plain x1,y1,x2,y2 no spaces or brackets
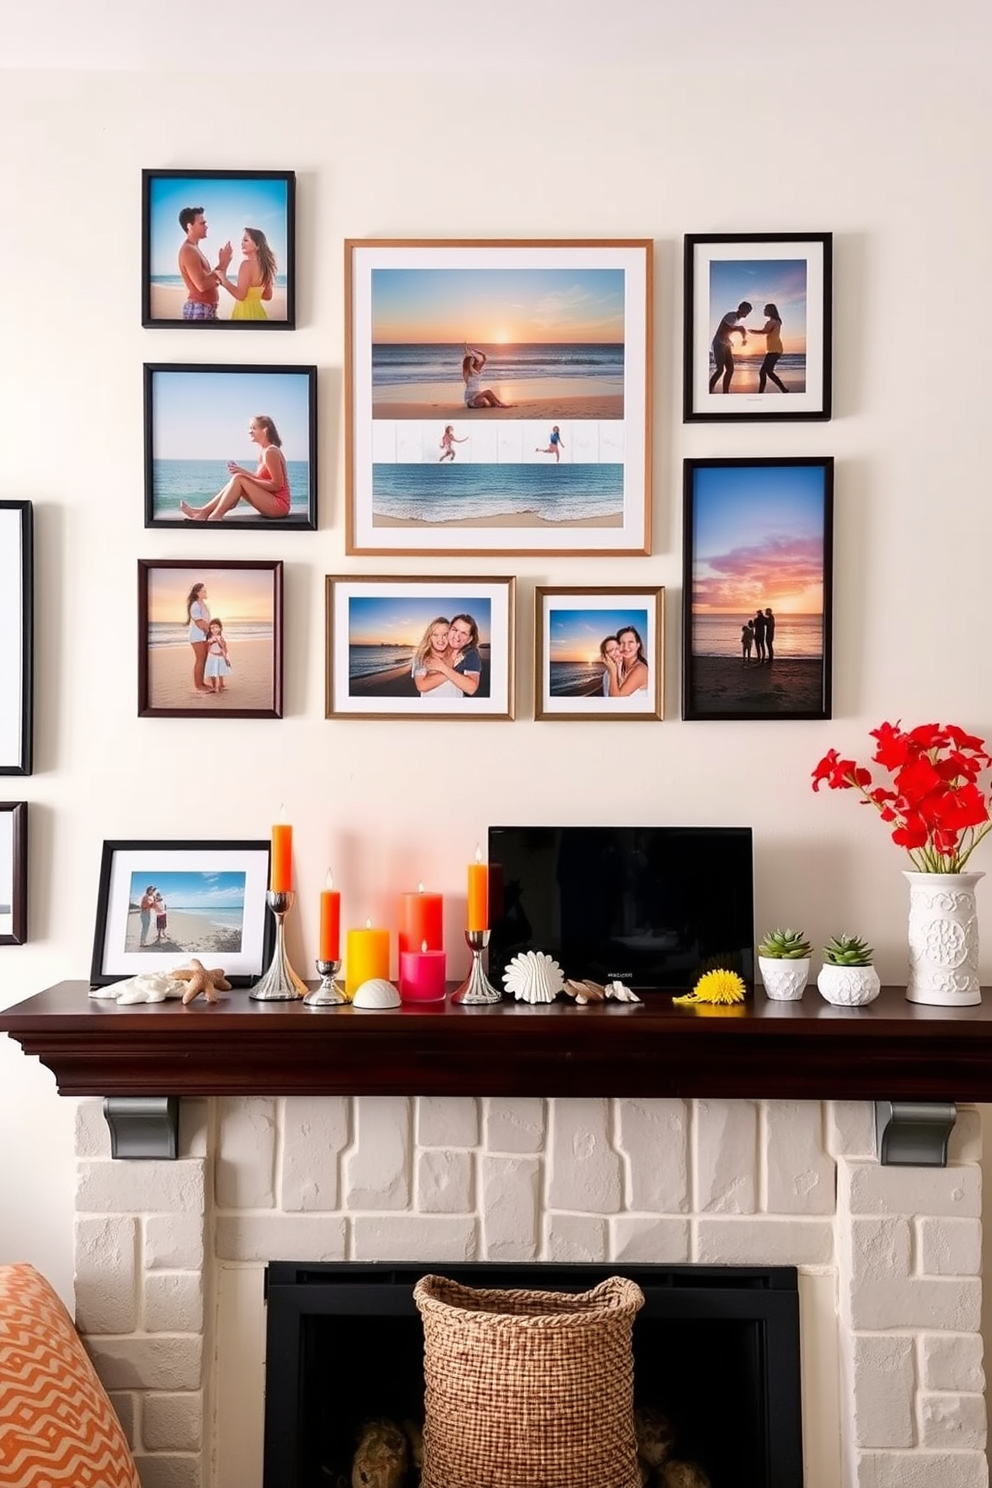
467,850,489,932
399,942,447,1003
271,822,293,893
346,921,390,996
319,872,341,962
398,885,443,955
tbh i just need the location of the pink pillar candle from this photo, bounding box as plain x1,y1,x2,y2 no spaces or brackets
398,947,447,1003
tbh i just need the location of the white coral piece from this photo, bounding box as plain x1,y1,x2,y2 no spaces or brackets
605,980,641,1003
89,972,186,1004
502,950,565,1004
352,977,402,1009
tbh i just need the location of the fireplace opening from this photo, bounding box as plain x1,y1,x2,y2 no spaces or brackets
263,1262,803,1488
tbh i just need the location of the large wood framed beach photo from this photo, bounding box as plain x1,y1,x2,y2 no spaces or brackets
682,458,833,721
143,364,317,529
0,501,33,775
141,169,295,328
535,586,664,721
0,802,27,945
89,839,274,986
345,239,652,556
683,233,832,422
326,575,515,720
138,559,283,719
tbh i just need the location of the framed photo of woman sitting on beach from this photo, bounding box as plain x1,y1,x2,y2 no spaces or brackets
138,559,283,719
683,233,832,422
90,839,274,986
535,586,664,721
682,457,833,722
325,575,515,720
141,169,295,329
344,239,652,556
144,364,317,529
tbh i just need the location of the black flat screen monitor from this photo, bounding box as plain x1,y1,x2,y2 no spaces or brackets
487,826,754,996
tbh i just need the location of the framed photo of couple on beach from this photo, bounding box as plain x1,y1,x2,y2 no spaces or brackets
89,839,274,986
535,587,664,721
344,239,653,556
138,559,283,720
682,457,833,722
0,802,27,945
325,575,515,720
143,364,318,529
141,169,295,329
683,233,832,422
0,502,33,775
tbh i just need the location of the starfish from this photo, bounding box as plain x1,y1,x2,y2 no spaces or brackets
172,959,232,1005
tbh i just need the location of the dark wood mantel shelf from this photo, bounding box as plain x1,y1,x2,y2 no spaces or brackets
2,981,992,1102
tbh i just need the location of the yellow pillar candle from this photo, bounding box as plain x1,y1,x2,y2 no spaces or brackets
346,920,391,996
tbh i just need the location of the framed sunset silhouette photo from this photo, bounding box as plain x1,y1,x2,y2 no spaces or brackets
682,458,833,721
344,239,653,556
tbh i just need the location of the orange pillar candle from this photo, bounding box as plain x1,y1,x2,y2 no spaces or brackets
319,872,341,962
398,884,444,955
271,821,293,893
467,847,489,932
346,920,391,996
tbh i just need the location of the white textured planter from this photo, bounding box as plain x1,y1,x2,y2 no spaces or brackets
904,870,983,1007
816,963,881,1007
757,956,810,1001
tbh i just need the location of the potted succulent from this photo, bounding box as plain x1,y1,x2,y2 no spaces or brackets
756,928,812,1001
816,935,881,1007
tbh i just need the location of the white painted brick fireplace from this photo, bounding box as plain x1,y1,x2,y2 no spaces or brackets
72,1096,987,1488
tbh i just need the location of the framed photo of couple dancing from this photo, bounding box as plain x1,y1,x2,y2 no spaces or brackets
343,239,653,556
535,587,664,721
0,502,33,776
141,169,296,329
683,233,832,422
682,457,834,723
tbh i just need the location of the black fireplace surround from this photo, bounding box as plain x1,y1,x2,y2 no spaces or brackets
263,1261,803,1488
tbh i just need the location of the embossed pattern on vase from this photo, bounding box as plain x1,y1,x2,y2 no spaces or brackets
905,872,982,1006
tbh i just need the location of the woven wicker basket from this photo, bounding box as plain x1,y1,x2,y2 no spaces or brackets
413,1273,645,1488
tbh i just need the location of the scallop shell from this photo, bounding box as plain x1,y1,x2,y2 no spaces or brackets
502,950,565,1004
352,977,402,1009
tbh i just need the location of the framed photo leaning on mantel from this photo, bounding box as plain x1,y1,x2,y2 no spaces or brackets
683,233,832,422
682,457,833,722
345,238,653,556
0,502,33,775
0,802,27,945
326,574,515,720
90,839,274,986
141,169,295,328
535,586,664,721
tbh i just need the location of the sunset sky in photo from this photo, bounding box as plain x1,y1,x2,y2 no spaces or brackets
371,267,625,345
708,258,808,355
146,568,275,626
348,594,492,646
549,608,649,663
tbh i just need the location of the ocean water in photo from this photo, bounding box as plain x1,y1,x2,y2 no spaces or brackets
706,351,806,387
372,342,624,390
693,612,823,658
148,621,272,650
152,459,310,518
151,274,289,290
372,463,624,523
550,661,608,697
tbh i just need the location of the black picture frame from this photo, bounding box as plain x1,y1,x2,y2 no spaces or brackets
683,233,832,422
138,559,284,719
0,801,27,946
682,457,833,721
90,838,274,986
0,501,33,775
143,364,317,530
141,169,296,329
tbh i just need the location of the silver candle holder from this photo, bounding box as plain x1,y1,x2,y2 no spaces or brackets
451,928,502,1005
303,958,346,1007
250,891,308,1001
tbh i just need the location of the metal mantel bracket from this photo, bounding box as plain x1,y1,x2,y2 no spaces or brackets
874,1100,956,1167
103,1096,179,1160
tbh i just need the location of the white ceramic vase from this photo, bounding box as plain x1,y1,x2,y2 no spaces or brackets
757,956,810,1001
816,963,881,1007
904,871,983,1007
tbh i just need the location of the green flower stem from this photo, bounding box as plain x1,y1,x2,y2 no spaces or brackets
842,768,992,873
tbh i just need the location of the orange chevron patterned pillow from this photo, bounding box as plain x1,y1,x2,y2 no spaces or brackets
0,1263,139,1487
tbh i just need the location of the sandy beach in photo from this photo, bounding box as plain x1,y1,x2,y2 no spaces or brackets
373,509,623,530
147,639,274,711
149,283,289,323
125,905,243,957
689,657,824,715
372,394,623,421
708,365,805,397
348,653,492,699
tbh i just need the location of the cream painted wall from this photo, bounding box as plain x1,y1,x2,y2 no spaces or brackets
1,26,991,1306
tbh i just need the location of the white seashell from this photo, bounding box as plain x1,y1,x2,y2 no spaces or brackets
502,950,565,1004
352,977,402,1009
605,980,641,1003
95,972,186,1005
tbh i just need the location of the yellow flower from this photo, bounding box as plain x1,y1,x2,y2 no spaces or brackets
673,969,746,1006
